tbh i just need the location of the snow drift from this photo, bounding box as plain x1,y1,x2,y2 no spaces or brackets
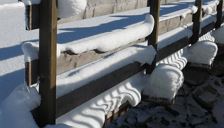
143,64,184,100
0,84,40,128
212,25,224,44
188,41,218,65
58,0,87,19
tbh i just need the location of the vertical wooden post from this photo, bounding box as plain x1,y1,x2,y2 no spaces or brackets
215,0,223,28
148,0,160,48
190,0,202,44
39,0,57,126
147,0,160,73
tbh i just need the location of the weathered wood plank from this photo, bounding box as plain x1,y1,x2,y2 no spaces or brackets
156,37,189,62
25,5,40,30
25,60,38,86
215,0,223,28
56,62,147,118
148,0,160,47
38,0,57,126
190,0,202,44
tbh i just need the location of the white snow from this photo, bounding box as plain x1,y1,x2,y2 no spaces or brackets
0,2,24,11
21,42,39,62
58,0,87,19
143,64,184,100
188,40,218,65
22,42,64,62
21,0,40,5
157,48,188,70
65,15,154,54
0,84,40,128
57,73,146,128
57,43,156,98
202,0,219,15
212,25,224,44
199,31,215,42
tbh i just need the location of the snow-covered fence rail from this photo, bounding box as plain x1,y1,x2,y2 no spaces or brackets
19,0,224,127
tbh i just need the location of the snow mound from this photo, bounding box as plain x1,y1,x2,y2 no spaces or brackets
22,42,64,62
0,84,40,128
21,0,40,5
143,64,184,100
65,14,154,54
212,25,224,44
188,41,218,65
58,0,87,19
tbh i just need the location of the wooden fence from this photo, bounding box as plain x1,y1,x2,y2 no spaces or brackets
22,0,224,127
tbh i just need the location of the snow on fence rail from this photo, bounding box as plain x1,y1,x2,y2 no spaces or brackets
18,0,224,127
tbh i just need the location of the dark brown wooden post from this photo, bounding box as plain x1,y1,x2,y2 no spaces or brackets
215,0,223,28
190,0,202,44
148,0,160,48
38,0,57,126
146,0,160,73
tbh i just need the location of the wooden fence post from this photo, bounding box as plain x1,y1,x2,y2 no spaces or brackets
38,0,57,126
190,0,202,44
146,0,160,74
215,0,223,28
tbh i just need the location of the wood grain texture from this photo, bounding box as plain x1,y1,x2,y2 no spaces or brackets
38,0,57,126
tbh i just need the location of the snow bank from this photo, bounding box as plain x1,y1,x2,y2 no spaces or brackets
0,84,40,128
57,43,156,97
20,0,86,18
58,0,87,19
57,73,146,128
202,0,219,15
21,0,40,5
22,42,64,62
65,15,154,54
188,41,218,65
143,64,184,100
212,25,224,44
0,2,24,11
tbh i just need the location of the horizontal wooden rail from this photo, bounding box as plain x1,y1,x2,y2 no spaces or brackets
56,62,147,117
200,21,216,36
156,37,189,62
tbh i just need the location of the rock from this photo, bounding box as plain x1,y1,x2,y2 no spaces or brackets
212,99,224,124
126,116,137,125
183,67,210,86
193,84,219,110
137,111,152,124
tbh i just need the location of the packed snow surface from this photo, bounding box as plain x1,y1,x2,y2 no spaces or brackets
0,84,40,128
58,0,87,18
65,15,154,54
188,41,218,65
143,64,184,100
212,25,224,44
